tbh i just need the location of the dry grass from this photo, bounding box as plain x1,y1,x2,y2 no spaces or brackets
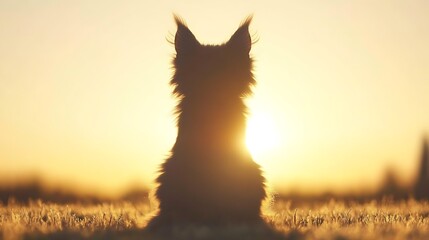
1,199,429,240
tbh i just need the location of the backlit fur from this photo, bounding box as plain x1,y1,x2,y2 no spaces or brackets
149,16,266,227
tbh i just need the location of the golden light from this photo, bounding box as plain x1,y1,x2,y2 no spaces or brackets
245,111,280,162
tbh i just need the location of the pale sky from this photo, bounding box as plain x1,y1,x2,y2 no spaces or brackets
0,0,428,196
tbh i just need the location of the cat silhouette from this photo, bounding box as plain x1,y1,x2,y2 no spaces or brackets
148,16,266,228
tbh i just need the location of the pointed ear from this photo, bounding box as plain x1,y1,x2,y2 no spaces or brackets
174,16,199,55
228,16,252,53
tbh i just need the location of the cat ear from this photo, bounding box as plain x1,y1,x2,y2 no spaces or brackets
228,16,252,53
174,15,199,55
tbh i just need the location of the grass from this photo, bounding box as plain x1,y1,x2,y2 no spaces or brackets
1,198,429,240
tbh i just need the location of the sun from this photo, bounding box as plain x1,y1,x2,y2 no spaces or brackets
245,111,280,162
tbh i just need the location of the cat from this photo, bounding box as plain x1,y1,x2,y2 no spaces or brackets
148,16,266,228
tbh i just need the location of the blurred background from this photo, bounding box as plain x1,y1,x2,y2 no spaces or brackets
1,0,428,204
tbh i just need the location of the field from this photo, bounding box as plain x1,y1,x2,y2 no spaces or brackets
1,199,429,240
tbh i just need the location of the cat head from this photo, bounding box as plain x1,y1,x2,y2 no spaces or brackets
171,16,255,100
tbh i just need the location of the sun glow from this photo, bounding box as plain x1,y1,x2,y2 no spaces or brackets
245,112,280,161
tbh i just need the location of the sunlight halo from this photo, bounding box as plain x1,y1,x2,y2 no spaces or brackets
245,111,280,162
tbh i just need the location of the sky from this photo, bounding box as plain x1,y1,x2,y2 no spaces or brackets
0,0,428,196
